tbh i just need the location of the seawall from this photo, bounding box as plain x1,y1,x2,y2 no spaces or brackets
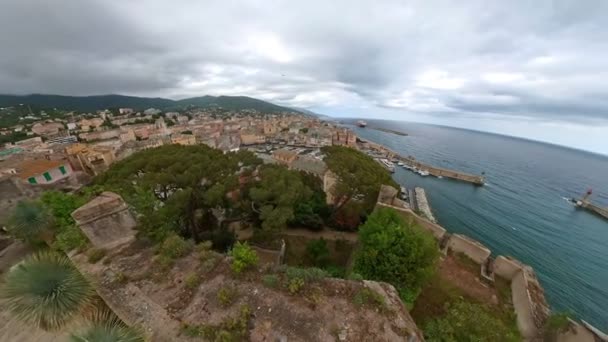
375,184,606,341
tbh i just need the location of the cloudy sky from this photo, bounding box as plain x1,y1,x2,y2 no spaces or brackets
2,1,608,155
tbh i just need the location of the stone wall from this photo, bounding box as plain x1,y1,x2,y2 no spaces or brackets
71,192,136,249
447,234,491,264
375,184,553,340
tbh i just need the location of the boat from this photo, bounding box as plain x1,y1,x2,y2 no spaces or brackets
397,161,404,166
357,120,367,127
437,176,443,179
419,170,430,177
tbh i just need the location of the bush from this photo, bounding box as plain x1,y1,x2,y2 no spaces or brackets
185,272,200,290
181,305,251,341
157,233,193,260
199,228,236,252
87,248,106,264
306,238,330,268
229,242,258,274
353,208,439,304
217,286,238,307
424,301,520,341
353,287,386,310
53,225,88,252
282,266,328,294
287,277,305,294
262,274,279,288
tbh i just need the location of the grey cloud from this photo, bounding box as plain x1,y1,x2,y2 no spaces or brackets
1,0,608,125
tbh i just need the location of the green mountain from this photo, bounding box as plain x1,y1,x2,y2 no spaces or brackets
0,94,298,113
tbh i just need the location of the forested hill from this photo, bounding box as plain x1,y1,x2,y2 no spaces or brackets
0,94,300,113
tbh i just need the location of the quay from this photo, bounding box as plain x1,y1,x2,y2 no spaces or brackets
358,139,485,186
573,189,608,221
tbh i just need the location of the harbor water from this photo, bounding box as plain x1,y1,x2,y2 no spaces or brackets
348,119,608,330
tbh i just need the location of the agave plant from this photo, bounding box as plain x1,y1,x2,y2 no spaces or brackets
7,200,54,243
71,310,145,342
0,250,95,331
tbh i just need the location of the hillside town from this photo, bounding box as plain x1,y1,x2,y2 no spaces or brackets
0,106,357,187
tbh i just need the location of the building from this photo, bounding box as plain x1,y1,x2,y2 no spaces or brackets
78,118,104,132
119,108,134,115
144,108,162,115
31,122,65,137
272,149,298,166
171,134,196,146
240,131,266,145
332,128,357,147
47,135,78,146
66,144,116,176
16,159,73,185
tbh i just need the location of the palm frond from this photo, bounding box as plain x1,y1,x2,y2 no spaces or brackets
8,200,54,242
70,310,145,342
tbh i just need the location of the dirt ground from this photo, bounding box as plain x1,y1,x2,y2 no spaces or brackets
71,241,423,341
438,253,499,304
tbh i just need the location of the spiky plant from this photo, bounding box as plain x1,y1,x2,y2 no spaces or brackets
0,251,95,331
70,310,145,342
7,200,54,243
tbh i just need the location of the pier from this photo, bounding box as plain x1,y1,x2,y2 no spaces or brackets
358,139,485,186
572,189,608,221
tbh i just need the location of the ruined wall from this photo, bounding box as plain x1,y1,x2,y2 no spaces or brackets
512,270,538,339
71,192,136,249
447,234,491,264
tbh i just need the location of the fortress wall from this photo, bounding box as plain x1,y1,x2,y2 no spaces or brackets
494,255,525,281
512,271,538,339
446,234,491,264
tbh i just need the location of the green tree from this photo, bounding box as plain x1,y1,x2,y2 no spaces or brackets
424,301,520,342
7,200,54,244
306,238,330,267
353,207,439,303
249,165,312,235
322,146,398,219
230,242,258,273
0,251,95,331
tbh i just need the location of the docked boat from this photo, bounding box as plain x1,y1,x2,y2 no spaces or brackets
397,161,404,166
419,170,430,177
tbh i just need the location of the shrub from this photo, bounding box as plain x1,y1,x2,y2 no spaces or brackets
185,272,200,290
0,251,95,331
282,266,328,294
87,248,107,264
347,272,364,281
157,233,192,260
217,286,238,307
262,274,279,288
287,277,305,294
353,287,386,310
306,238,330,268
53,225,88,252
7,200,54,243
353,208,439,304
424,301,520,341
181,305,251,341
229,242,258,274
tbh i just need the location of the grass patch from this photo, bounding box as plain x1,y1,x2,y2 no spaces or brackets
262,274,279,288
181,304,251,340
353,287,387,311
453,252,481,274
87,248,107,264
281,266,328,295
217,286,238,307
185,272,200,290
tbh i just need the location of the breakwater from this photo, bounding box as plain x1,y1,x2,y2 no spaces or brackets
358,138,485,185
369,127,408,136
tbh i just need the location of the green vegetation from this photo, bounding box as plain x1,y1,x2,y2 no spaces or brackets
544,312,572,339
94,144,261,244
262,274,279,288
423,301,520,342
185,272,201,290
229,242,258,273
282,266,328,294
249,164,313,235
157,233,193,259
217,286,239,307
353,208,439,304
353,287,386,311
181,304,251,341
322,146,398,230
305,238,330,268
0,251,95,331
70,312,144,342
7,200,54,244
87,248,107,264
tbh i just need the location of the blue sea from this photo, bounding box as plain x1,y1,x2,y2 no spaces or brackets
347,119,608,331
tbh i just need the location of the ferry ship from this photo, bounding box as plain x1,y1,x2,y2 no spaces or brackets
357,120,367,127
